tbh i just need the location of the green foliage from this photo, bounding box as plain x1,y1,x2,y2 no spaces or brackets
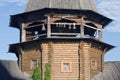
44,63,51,80
78,78,80,80
32,64,41,80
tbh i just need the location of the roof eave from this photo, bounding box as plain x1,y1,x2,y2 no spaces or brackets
9,8,113,29
9,38,115,53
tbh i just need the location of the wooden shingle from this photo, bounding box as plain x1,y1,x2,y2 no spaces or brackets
25,0,97,12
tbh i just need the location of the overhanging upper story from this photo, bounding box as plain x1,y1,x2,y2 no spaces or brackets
9,38,115,58
10,8,112,42
9,0,112,42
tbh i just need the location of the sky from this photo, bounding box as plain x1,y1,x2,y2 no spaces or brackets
0,0,120,61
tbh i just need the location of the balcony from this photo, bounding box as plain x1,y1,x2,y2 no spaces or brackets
24,22,102,41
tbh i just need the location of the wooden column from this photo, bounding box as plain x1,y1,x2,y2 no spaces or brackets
98,25,103,41
83,43,90,80
16,46,23,70
48,42,54,80
21,23,26,42
79,42,84,80
98,29,102,41
39,45,43,80
47,16,51,38
80,17,84,38
41,44,44,80
102,48,107,72
78,43,80,79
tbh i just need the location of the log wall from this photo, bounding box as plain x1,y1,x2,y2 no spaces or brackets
19,40,104,80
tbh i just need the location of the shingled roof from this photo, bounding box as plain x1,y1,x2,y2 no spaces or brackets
25,0,97,12
92,62,120,80
0,60,29,80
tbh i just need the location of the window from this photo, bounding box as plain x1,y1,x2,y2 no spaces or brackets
63,63,70,71
31,60,37,69
61,61,72,72
91,59,97,70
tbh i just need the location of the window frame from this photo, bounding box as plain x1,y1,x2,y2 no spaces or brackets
90,59,98,70
61,61,72,72
31,59,38,69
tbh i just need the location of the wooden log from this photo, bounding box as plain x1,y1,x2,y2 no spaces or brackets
81,17,84,38
47,16,51,38
21,23,26,42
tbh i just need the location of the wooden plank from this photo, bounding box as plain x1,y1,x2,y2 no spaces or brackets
26,33,46,39
51,33,79,35
51,23,81,25
24,24,42,29
84,24,99,30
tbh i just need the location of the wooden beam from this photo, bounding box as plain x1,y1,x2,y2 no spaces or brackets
48,42,54,80
84,20,103,29
78,43,80,79
26,34,47,39
51,23,81,25
39,44,44,80
24,24,42,29
21,23,26,42
81,17,84,38
79,42,84,80
98,29,102,41
51,33,79,36
51,22,99,30
47,16,51,38
84,24,99,30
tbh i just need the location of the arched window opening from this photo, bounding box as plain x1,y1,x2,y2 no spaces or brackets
84,23,97,37
51,19,80,37
26,21,47,41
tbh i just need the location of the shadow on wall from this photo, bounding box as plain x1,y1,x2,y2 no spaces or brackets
0,60,29,80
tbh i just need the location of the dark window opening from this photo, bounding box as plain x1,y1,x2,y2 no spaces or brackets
51,24,80,33
31,60,37,69
26,21,47,41
54,19,77,23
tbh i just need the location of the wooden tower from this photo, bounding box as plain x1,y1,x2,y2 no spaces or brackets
9,0,114,80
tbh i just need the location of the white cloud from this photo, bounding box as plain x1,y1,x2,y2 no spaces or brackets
0,0,28,6
95,0,120,32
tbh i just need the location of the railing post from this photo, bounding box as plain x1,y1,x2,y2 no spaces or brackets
81,17,84,38
47,16,51,38
21,23,26,42
98,29,102,41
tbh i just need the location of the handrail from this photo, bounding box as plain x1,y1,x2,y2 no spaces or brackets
26,33,46,39
51,33,79,35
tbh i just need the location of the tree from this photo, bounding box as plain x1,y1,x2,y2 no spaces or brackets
44,63,51,80
78,78,80,80
32,64,41,80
